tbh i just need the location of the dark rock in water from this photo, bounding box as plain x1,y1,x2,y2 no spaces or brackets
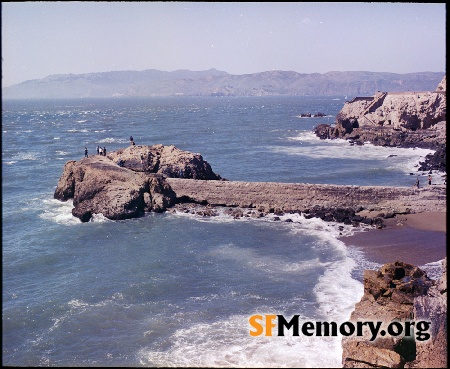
54,144,223,222
418,145,446,172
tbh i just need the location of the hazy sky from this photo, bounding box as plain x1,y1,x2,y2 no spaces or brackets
1,2,446,87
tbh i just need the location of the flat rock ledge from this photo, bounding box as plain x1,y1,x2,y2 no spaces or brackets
342,259,447,368
54,144,446,223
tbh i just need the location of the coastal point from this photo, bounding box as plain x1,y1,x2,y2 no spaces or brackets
53,144,446,224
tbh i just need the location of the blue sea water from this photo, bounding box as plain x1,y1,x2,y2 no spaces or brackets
2,96,444,367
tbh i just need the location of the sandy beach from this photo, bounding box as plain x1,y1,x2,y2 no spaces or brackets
340,211,447,266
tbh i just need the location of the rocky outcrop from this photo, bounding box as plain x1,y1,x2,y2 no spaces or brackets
342,259,447,368
314,77,446,172
55,145,446,223
54,144,222,221
314,92,446,148
409,258,447,368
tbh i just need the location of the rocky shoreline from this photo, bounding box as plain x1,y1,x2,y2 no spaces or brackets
342,259,447,368
53,77,446,368
53,144,445,226
313,76,446,174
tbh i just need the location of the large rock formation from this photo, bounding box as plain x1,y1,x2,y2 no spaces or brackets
314,77,446,172
54,143,446,223
54,144,223,221
342,259,447,368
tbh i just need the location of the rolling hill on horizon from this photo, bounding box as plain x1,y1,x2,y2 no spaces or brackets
2,68,445,99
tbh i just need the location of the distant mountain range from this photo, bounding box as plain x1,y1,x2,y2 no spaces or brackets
2,69,445,99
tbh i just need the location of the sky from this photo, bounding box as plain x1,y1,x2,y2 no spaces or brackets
1,2,446,87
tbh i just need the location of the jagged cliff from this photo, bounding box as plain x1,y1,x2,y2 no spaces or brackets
314,77,446,172
342,259,447,368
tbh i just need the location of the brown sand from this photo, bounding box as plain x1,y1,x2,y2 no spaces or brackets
340,212,447,266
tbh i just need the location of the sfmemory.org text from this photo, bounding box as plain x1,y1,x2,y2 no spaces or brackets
249,315,431,341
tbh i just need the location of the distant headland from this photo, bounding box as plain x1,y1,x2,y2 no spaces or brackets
3,69,445,99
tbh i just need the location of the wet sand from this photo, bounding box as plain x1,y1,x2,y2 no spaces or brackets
340,212,447,266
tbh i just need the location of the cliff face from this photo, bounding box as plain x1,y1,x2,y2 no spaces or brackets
342,259,447,368
314,77,446,171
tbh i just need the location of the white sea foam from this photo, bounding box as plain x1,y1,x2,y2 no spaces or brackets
90,213,113,223
67,129,89,133
420,259,445,281
280,133,434,161
97,137,125,143
138,313,344,368
295,115,333,118
272,133,434,178
11,152,39,161
170,207,366,358
283,217,365,322
39,199,81,225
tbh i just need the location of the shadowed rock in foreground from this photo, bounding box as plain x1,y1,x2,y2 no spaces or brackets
342,259,447,368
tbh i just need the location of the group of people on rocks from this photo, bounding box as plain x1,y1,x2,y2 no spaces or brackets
85,135,136,158
97,146,107,156
84,146,107,158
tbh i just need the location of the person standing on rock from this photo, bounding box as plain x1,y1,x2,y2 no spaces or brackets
428,175,432,185
84,147,88,158
96,146,100,155
415,177,420,188
103,147,106,156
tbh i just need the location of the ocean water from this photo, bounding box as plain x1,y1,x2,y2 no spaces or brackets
2,96,443,367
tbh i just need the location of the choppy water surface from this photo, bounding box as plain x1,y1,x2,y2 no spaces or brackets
2,96,442,367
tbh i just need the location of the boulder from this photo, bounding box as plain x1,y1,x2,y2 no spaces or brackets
107,144,222,180
54,144,222,222
342,260,447,368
